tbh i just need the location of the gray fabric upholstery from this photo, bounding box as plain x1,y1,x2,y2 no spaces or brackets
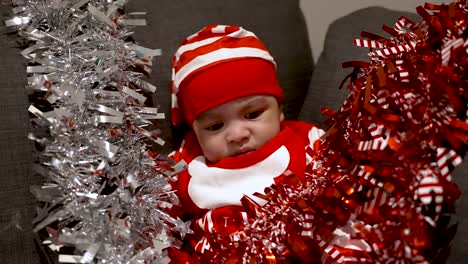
0,1,312,263
0,6,42,264
299,6,468,264
299,6,419,126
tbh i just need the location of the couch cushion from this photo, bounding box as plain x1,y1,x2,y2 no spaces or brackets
0,8,42,263
299,6,419,126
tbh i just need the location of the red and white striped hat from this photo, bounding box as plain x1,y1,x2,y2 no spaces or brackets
171,24,284,126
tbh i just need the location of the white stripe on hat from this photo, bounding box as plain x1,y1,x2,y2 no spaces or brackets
171,93,178,107
174,47,275,88
175,36,223,61
175,30,259,62
175,29,259,63
211,24,227,33
186,25,227,42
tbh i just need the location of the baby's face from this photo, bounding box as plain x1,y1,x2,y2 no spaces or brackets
192,95,284,163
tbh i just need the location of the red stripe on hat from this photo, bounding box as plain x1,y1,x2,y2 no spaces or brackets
175,36,268,73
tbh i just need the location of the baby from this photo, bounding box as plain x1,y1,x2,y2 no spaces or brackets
169,24,324,260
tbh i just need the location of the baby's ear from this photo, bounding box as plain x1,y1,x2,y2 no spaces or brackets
279,105,285,122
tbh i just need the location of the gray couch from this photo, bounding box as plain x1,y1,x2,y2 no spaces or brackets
0,1,466,263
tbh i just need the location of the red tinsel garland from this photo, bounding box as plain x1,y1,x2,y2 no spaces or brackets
173,1,468,263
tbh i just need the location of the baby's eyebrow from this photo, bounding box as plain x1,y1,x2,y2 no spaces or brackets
242,97,269,107
197,111,220,122
197,96,270,122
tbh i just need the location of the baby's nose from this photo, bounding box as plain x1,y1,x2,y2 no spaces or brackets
226,124,250,143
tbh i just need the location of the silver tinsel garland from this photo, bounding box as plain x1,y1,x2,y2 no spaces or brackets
5,0,188,263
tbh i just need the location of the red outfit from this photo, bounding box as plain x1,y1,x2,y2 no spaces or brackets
170,120,324,258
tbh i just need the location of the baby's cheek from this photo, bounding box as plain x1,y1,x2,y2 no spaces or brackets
262,123,280,140
200,137,226,163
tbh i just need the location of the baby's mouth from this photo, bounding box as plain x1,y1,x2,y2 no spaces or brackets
232,149,254,157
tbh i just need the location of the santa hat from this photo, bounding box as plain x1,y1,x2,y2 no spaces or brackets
171,24,284,126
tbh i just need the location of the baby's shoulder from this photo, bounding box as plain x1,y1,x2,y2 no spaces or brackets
282,120,325,147
282,120,319,134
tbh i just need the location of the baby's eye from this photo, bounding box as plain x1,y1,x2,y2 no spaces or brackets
245,110,264,120
205,122,224,131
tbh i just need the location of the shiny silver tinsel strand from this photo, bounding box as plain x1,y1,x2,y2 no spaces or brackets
5,0,189,263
